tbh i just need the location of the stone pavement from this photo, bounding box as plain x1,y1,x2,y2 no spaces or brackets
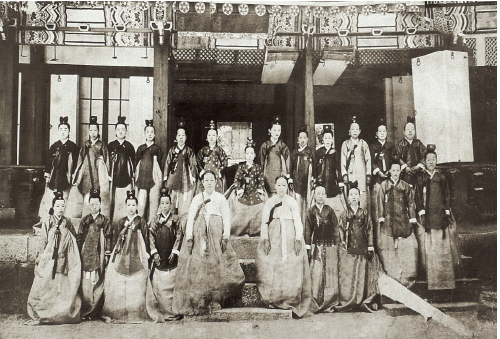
0,310,496,339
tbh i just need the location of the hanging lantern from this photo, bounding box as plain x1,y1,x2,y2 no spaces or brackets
362,5,373,16
179,1,189,14
222,3,232,15
195,2,205,14
377,4,388,14
288,5,299,17
255,4,266,17
329,6,340,16
346,5,357,16
238,4,248,16
394,3,406,13
210,2,216,14
313,6,325,18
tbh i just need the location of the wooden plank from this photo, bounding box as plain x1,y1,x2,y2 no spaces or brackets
304,37,315,150
153,37,172,153
476,11,497,30
412,51,474,163
384,78,395,143
391,75,414,142
0,41,17,165
176,12,268,33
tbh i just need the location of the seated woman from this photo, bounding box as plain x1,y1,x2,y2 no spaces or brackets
27,191,81,325
101,191,163,323
174,171,245,315
256,176,312,318
229,138,267,236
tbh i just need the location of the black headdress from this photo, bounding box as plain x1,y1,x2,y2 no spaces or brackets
245,137,256,148
298,125,308,136
145,119,154,127
208,120,216,130
425,144,436,156
89,116,98,126
89,189,101,201
125,190,138,203
323,124,333,136
271,116,281,126
58,116,70,129
377,117,386,128
178,118,186,130
348,181,359,192
116,116,127,128
390,155,400,166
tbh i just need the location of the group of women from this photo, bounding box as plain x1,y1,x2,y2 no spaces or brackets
26,114,459,324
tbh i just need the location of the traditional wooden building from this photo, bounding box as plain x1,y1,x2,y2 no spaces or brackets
0,1,496,228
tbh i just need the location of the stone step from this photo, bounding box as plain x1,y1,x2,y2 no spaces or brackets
209,308,291,321
239,259,257,283
225,283,265,308
381,278,482,305
231,236,259,260
383,301,480,317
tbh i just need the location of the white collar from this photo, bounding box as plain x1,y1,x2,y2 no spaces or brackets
177,144,185,151
324,145,333,153
91,213,100,220
127,214,138,221
117,138,126,145
390,178,399,185
426,170,436,179
90,138,98,146
315,203,324,212
145,141,154,147
59,138,69,145
350,206,359,215
350,138,359,145
54,215,62,221
270,137,279,145
203,191,215,199
298,144,307,152
161,212,171,219
208,144,216,150
405,138,414,144
378,139,386,146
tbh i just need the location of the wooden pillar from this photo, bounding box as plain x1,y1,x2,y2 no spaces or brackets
0,41,17,165
153,34,172,153
153,4,173,153
304,36,315,150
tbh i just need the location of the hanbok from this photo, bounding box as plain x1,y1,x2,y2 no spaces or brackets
394,138,426,186
164,145,197,218
256,194,312,318
415,170,459,290
341,139,372,210
305,204,340,313
102,215,163,323
108,139,135,225
135,143,163,222
173,191,244,315
369,140,394,222
336,207,375,311
290,145,313,221
66,140,110,219
149,212,183,318
259,139,290,194
313,145,344,218
373,179,418,287
197,145,228,193
77,213,112,318
38,140,79,219
27,216,81,324
229,162,266,236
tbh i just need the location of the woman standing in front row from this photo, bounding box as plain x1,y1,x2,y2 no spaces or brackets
174,171,244,315
102,190,163,323
256,176,312,318
27,191,81,325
